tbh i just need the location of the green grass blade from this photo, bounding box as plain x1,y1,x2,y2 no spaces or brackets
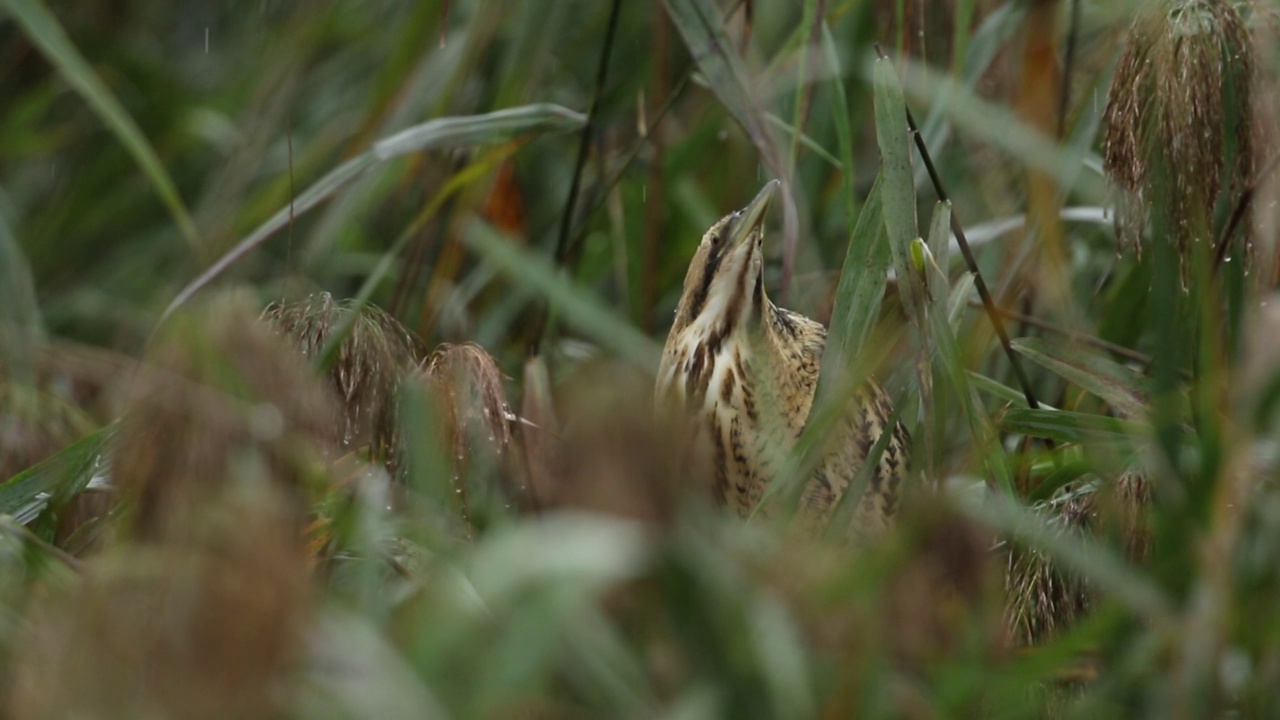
664,0,798,292
899,57,1105,205
160,104,586,323
316,147,513,371
0,204,42,379
813,22,889,405
924,205,952,296
926,199,952,269
301,610,450,718
2,0,201,253
371,103,586,160
969,370,1057,411
820,24,857,223
922,205,1013,492
466,514,650,599
1027,459,1095,504
751,593,816,718
873,56,924,330
946,273,975,329
0,421,113,519
663,0,778,165
161,154,377,323
800,32,899,525
874,61,1012,491
1002,408,1145,446
463,221,662,371
785,0,821,177
815,175,888,405
1012,337,1154,419
765,113,841,169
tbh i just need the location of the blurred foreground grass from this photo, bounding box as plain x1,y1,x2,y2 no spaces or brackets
4,0,1280,717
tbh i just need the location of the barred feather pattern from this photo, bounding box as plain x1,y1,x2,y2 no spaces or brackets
656,207,907,540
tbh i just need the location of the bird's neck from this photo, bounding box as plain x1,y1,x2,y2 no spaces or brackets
754,299,793,359
755,300,824,424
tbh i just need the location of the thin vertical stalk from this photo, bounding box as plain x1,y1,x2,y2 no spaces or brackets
874,44,1040,410
530,0,624,356
642,8,670,333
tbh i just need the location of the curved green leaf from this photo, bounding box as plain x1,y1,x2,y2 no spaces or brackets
3,0,201,252
161,103,586,323
663,0,798,293
1012,337,1153,419
1002,408,1144,446
463,220,661,371
0,421,113,522
873,56,925,331
0,204,42,379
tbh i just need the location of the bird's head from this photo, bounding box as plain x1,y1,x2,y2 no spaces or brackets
669,180,779,339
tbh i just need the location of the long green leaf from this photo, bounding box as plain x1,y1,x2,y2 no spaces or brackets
371,104,584,159
1013,337,1153,419
812,25,889,410
969,370,1058,411
463,221,662,371
873,56,925,331
815,176,888,406
946,272,976,329
466,514,650,599
301,609,450,718
161,103,586,323
1002,408,1145,446
923,205,952,305
898,57,1106,205
765,112,841,169
0,422,113,520
316,146,515,372
785,0,821,179
874,60,1011,491
922,204,1013,492
663,0,778,169
3,0,201,253
820,23,858,227
0,204,42,380
663,0,799,294
1028,460,1095,504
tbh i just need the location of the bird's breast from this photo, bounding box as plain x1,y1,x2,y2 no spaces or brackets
658,327,808,518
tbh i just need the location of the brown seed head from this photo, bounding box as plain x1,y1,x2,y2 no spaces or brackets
115,291,340,542
262,293,424,460
1102,0,1256,271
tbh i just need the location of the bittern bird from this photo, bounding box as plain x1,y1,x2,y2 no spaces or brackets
656,181,908,540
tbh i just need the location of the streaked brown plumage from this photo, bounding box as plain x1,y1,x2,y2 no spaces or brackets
655,181,908,540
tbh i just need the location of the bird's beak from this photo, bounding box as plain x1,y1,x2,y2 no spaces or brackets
730,179,779,248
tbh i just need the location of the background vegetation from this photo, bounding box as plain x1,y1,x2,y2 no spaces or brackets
2,0,1279,717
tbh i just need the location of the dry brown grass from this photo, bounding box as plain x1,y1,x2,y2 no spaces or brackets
1103,0,1256,270
1005,473,1152,646
9,291,334,719
413,341,519,527
263,293,426,462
